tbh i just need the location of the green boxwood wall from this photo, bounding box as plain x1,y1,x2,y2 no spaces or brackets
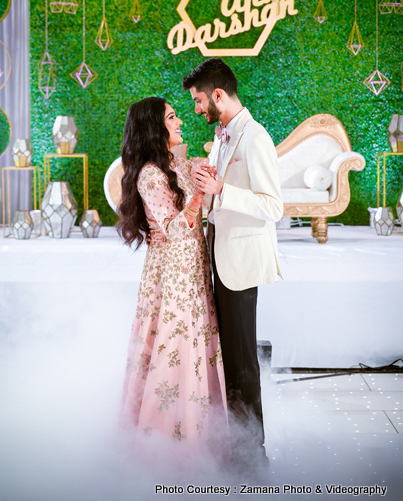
29,0,403,226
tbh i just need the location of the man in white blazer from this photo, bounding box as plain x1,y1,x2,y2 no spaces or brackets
183,59,283,470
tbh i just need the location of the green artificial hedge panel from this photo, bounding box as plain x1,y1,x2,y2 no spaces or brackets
29,0,403,227
0,0,11,22
0,108,11,156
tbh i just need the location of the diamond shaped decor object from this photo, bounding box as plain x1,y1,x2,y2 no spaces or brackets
41,181,78,238
50,2,64,13
346,20,364,55
363,69,391,96
11,211,34,240
379,1,403,14
374,207,395,236
388,115,403,152
50,2,78,14
11,139,33,167
130,0,141,23
52,116,79,154
396,191,403,225
38,51,56,99
95,17,113,51
314,0,328,24
70,62,98,89
79,210,102,238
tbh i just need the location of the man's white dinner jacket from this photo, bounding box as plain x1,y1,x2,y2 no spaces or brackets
207,109,283,291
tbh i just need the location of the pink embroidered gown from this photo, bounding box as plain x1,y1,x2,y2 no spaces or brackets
120,155,230,459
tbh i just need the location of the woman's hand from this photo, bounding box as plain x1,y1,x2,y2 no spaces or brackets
194,166,223,196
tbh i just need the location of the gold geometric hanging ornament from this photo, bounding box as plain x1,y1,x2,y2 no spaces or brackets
314,0,328,24
95,0,113,50
38,0,56,99
71,0,98,88
363,69,391,96
347,0,364,55
347,20,364,55
130,0,142,23
363,0,391,96
39,52,57,99
50,1,79,14
379,1,403,14
71,62,98,88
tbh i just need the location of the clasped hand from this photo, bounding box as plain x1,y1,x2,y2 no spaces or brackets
193,165,224,196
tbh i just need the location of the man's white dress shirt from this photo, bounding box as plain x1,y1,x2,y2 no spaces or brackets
208,107,248,224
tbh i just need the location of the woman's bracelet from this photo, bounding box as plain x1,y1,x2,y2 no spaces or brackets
185,205,199,217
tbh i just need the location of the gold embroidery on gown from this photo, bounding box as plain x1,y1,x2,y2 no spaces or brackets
120,155,230,457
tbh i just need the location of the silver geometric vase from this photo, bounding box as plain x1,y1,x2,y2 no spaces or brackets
11,210,34,239
41,181,78,238
396,191,403,226
79,209,102,238
374,207,394,236
388,115,403,153
11,139,33,168
30,209,43,237
52,116,79,155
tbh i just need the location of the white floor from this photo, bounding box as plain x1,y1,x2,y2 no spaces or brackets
259,370,403,500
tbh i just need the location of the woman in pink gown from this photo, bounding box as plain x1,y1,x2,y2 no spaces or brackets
117,97,230,461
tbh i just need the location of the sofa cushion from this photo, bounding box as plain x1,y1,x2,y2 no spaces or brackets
281,188,330,204
304,165,333,191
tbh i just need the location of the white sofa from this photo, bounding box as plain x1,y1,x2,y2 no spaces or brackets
275,114,365,242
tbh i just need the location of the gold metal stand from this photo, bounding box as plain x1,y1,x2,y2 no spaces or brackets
2,166,42,238
376,152,403,207
43,153,88,210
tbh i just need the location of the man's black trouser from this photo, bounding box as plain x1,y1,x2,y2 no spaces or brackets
212,232,266,462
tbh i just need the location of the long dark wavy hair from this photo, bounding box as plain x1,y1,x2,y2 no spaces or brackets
117,97,185,248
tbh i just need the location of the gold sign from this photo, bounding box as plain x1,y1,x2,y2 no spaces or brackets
167,0,298,56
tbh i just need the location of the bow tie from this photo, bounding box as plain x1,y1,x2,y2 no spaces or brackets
215,123,230,143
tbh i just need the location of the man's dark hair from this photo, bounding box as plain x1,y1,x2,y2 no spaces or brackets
182,58,238,97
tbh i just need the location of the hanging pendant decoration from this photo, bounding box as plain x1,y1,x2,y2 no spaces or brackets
50,1,79,14
71,62,98,88
71,0,98,88
95,0,113,50
314,0,327,24
364,69,391,95
130,0,142,23
363,0,391,96
38,0,57,99
347,0,364,55
379,1,403,14
38,52,57,98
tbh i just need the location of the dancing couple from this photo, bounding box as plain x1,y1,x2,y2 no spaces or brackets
118,59,283,473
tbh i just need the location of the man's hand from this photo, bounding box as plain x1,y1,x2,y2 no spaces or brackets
194,166,224,196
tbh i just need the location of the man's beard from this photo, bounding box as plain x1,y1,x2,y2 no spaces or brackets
206,97,221,124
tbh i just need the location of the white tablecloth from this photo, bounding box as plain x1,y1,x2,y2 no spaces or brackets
1,225,402,368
